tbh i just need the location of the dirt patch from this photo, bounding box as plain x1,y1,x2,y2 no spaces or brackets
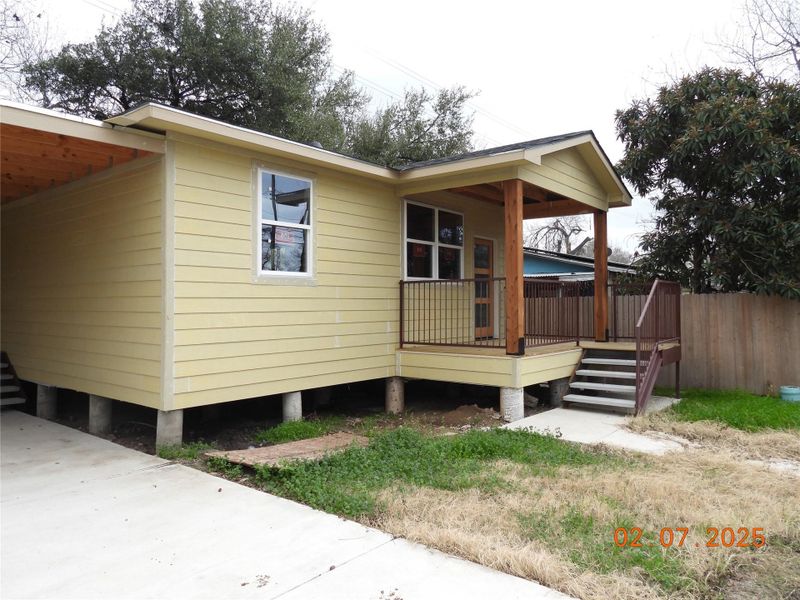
438,404,501,428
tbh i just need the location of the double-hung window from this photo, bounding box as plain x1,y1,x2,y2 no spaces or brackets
405,201,464,279
258,169,312,276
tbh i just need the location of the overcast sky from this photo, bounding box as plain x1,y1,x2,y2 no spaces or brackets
30,0,746,251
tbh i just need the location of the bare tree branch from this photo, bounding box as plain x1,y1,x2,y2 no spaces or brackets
722,0,800,83
523,216,588,254
0,0,53,102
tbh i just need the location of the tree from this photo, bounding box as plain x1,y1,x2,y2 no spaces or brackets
346,87,474,167
20,0,474,166
608,247,633,265
524,215,588,253
1,0,51,102
572,241,635,265
725,0,800,83
615,67,800,298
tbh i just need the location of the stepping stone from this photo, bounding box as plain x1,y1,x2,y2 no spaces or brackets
206,432,369,468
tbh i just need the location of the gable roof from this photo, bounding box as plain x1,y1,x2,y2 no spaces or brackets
2,101,632,206
394,131,593,171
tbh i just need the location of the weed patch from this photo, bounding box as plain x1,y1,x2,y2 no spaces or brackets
207,456,244,479
157,441,214,461
254,427,615,518
254,416,343,445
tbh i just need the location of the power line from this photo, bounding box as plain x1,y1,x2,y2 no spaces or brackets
364,47,537,141
80,0,121,17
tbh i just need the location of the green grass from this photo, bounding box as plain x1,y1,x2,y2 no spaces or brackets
668,389,800,432
253,427,616,519
157,441,214,461
518,509,693,593
254,416,344,445
207,456,244,479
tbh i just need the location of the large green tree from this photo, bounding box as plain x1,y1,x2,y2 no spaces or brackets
615,68,800,298
22,0,474,166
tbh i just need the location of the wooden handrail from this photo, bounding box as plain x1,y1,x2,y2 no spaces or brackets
634,280,681,414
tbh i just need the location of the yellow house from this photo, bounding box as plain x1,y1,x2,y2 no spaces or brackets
0,102,681,445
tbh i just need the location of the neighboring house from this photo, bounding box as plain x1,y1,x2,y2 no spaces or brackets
0,102,681,445
523,247,636,281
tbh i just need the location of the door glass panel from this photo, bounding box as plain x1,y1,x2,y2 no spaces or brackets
475,304,488,328
474,243,489,269
475,274,489,298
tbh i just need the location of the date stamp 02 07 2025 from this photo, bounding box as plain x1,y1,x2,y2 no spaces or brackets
613,527,767,549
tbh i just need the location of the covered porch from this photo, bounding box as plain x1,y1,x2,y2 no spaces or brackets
394,136,681,416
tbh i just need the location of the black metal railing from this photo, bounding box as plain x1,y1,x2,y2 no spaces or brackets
400,278,507,348
399,277,679,353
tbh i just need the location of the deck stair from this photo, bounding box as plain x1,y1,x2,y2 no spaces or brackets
1,352,27,408
563,351,641,412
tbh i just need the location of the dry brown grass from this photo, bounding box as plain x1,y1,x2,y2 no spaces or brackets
629,413,800,462
374,450,800,600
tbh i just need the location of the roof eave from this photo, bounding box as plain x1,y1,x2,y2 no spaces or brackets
1,100,166,153
105,103,397,182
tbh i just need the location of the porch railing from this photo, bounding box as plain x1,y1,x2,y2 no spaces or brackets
635,279,682,413
399,277,679,355
523,279,581,346
400,278,508,348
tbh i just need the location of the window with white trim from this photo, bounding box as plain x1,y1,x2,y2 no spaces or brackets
405,201,464,279
258,169,312,275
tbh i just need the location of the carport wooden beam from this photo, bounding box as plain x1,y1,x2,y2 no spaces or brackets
0,123,158,204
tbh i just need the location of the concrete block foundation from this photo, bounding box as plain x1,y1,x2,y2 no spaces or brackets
156,409,183,447
88,395,112,435
385,377,404,414
500,387,524,422
36,385,57,420
548,377,571,407
282,391,302,422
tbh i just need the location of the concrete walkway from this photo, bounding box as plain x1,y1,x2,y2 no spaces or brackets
1,411,570,600
504,406,685,454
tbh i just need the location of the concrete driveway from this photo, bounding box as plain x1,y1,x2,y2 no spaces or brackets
1,411,570,600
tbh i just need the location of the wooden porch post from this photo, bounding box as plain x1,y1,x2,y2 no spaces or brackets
504,179,525,355
593,209,609,341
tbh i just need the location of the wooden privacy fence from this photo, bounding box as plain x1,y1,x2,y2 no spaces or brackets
657,293,800,394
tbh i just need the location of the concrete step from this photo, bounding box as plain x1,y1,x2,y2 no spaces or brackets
0,396,26,407
576,369,636,380
581,357,641,367
563,394,635,409
1,385,21,394
570,381,636,394
1,374,12,380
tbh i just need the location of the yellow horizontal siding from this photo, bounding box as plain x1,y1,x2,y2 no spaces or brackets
176,320,395,345
518,349,582,387
170,139,401,406
172,365,393,408
0,159,164,408
397,350,514,387
175,331,395,361
168,139,527,406
520,147,608,209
